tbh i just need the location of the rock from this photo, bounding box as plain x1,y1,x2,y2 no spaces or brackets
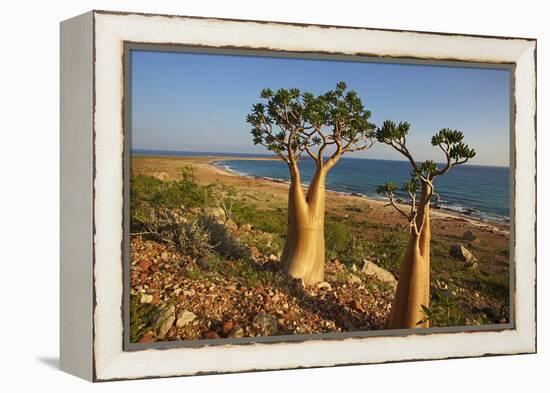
140,293,153,304
361,259,397,287
253,313,278,335
316,281,332,290
160,251,169,261
154,304,175,339
138,260,152,271
202,207,226,222
347,274,362,285
462,230,477,241
152,171,169,180
450,244,476,262
464,261,479,270
228,326,245,338
222,321,234,336
240,223,253,232
176,310,196,328
435,280,448,290
350,264,358,272
268,254,278,262
138,332,154,343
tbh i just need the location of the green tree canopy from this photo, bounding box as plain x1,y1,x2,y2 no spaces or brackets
246,82,376,170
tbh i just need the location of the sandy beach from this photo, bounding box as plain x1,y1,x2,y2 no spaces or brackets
131,155,510,241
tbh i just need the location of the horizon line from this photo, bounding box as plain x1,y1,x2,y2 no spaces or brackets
131,148,510,169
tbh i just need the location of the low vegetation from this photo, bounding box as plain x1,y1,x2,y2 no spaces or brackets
129,165,509,342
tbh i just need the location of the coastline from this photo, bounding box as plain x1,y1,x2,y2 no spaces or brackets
131,154,509,235
210,158,509,234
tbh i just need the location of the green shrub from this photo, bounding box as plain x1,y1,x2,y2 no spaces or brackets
368,231,407,271
231,201,286,234
194,254,284,288
325,220,367,266
239,230,283,258
325,221,350,259
129,295,159,342
477,273,509,299
130,166,219,211
419,294,466,327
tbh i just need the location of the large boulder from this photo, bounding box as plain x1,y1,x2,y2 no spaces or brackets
450,244,476,262
361,259,397,288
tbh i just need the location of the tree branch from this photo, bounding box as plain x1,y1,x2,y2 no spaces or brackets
345,139,376,152
385,195,411,221
435,142,452,176
303,142,319,163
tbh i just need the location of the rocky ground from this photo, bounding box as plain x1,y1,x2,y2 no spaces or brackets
130,231,395,343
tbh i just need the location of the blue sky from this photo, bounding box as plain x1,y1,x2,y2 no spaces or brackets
131,50,510,167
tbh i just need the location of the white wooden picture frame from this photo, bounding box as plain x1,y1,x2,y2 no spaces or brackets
60,10,536,382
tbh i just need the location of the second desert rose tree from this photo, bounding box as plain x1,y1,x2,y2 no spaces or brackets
376,121,475,329
246,82,376,285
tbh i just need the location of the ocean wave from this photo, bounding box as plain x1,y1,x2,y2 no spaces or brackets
214,161,249,177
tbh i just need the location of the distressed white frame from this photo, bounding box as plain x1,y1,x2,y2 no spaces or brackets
61,10,536,382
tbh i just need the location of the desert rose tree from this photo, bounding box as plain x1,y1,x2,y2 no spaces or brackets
376,121,475,328
246,82,376,285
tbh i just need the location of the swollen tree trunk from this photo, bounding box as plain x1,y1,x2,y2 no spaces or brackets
418,182,431,271
282,167,327,285
386,182,432,329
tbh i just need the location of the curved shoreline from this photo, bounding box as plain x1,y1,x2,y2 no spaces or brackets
210,158,510,228
131,154,509,235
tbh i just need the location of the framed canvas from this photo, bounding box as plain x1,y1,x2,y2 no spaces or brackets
60,10,537,382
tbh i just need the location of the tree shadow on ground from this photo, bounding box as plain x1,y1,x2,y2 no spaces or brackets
259,262,383,332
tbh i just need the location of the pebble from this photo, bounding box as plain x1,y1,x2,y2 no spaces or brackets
222,321,234,336
228,326,244,338
140,293,153,303
176,310,197,328
316,281,332,290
